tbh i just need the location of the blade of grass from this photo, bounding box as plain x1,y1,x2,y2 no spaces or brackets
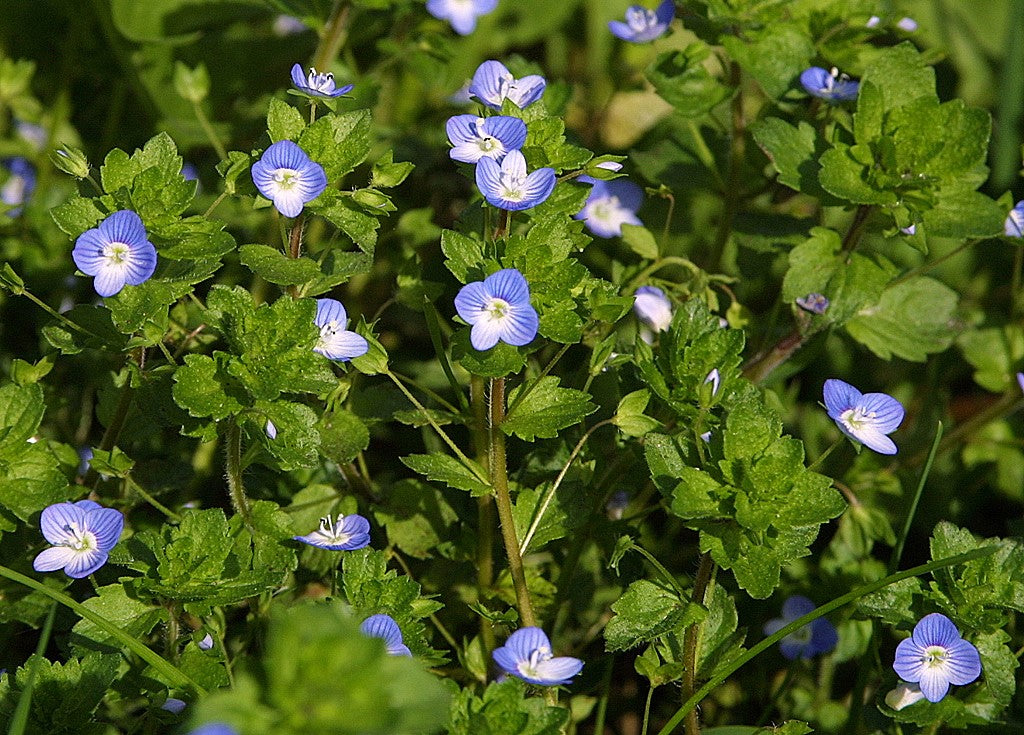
655,545,1000,735
7,603,57,735
0,565,205,694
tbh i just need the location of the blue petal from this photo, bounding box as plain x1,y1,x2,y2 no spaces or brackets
508,75,546,108
893,636,928,681
605,179,644,212
39,502,88,545
484,268,530,306
261,140,312,170
809,618,839,656
361,614,404,649
72,228,108,276
445,114,480,146
520,168,556,209
33,546,77,573
942,637,982,685
781,594,816,620
93,264,129,297
913,613,961,649
454,281,492,325
469,320,503,351
290,63,306,89
100,210,148,247
655,0,675,25
499,305,539,346
504,626,552,662
530,656,583,685
474,156,504,202
86,507,125,552
858,392,904,433
917,667,951,702
64,548,108,578
318,330,368,361
850,426,897,455
122,241,158,286
469,60,510,109
1005,200,1024,237
487,116,528,151
822,378,861,419
800,67,833,96
315,298,348,327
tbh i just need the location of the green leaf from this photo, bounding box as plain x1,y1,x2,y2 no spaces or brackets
255,400,321,470
238,244,321,286
620,223,659,259
447,678,569,735
451,332,527,378
298,110,372,181
818,145,899,205
171,353,246,420
313,193,381,253
401,453,490,496
373,479,459,559
266,97,306,142
860,42,936,113
317,408,370,465
720,24,813,100
441,229,485,283
502,376,596,441
845,276,959,362
614,389,662,438
605,579,705,651
752,118,833,200
370,151,414,188
646,43,732,117
70,584,167,653
50,195,105,237
0,382,44,449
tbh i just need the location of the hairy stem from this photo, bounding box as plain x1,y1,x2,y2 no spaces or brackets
471,375,497,655
489,377,537,627
682,552,715,735
225,420,252,525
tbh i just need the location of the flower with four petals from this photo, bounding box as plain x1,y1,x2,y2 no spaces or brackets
251,140,327,218
475,150,555,211
72,210,158,297
763,595,839,660
454,268,539,351
469,60,546,110
608,0,675,43
574,178,643,238
823,378,904,455
33,500,125,579
290,63,353,98
893,613,981,702
293,513,371,551
446,114,527,164
492,627,583,686
314,298,369,361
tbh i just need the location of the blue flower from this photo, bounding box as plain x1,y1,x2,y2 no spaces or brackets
446,115,527,164
251,140,327,217
2,157,36,216
896,16,918,32
426,0,498,35
795,293,829,314
72,210,158,297
1005,200,1024,237
15,120,47,150
608,0,675,43
293,513,371,550
198,633,215,650
161,698,187,714
360,614,412,656
884,681,927,710
574,179,643,238
273,15,308,36
763,595,838,660
186,725,238,735
800,66,859,102
633,286,672,332
823,379,904,455
33,500,124,578
492,627,583,686
475,150,555,211
454,268,539,350
469,61,546,110
290,63,353,98
893,613,981,702
1017,371,1024,394
314,298,369,361
704,368,721,397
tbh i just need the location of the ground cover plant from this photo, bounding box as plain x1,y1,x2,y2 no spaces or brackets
0,1,1023,733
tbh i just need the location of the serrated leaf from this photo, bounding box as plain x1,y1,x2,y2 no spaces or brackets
401,453,490,496
605,579,705,651
267,97,306,142
298,110,372,181
502,376,596,441
238,244,321,286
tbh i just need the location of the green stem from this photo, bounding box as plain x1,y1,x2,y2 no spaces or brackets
422,297,470,412
592,655,615,735
203,190,229,218
710,61,744,270
22,289,95,338
386,370,486,482
225,420,252,525
312,1,352,71
626,256,703,291
640,683,656,735
840,204,873,257
682,552,714,735
489,377,536,627
471,376,497,655
631,543,689,599
892,239,977,286
519,418,614,555
890,422,943,574
125,476,181,521
806,435,845,472
85,364,136,487
191,100,227,161
506,341,574,419
8,603,57,735
0,565,204,693
654,546,1000,735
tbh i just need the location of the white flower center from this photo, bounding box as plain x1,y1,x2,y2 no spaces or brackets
788,625,812,645
839,406,875,431
922,645,948,668
317,515,351,545
590,196,621,223
485,298,510,321
498,170,526,202
273,168,299,190
102,242,131,265
317,320,343,350
63,521,98,553
626,7,658,30
517,645,552,679
306,68,335,92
